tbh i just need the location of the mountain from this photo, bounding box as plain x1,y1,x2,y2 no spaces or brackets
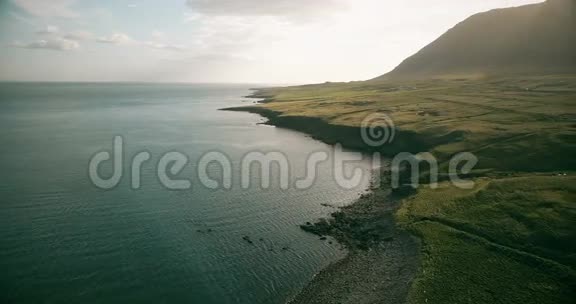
376,0,576,80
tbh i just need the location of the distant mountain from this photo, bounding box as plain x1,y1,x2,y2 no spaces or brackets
377,0,576,80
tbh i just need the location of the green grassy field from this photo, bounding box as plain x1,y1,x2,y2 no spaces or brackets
397,176,576,304
253,75,576,172
239,74,576,303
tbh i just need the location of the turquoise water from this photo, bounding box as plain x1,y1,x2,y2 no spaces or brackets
0,83,371,303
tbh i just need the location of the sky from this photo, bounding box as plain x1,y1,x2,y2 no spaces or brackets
0,0,544,83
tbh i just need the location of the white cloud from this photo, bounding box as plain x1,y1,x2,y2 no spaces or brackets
185,0,344,19
151,30,166,40
181,13,294,58
36,25,59,35
95,32,188,52
32,26,92,42
96,33,134,44
11,38,80,51
3,0,545,83
8,11,36,26
62,30,93,41
12,0,78,18
144,41,187,52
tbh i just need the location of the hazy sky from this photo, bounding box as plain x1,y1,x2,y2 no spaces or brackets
0,0,544,83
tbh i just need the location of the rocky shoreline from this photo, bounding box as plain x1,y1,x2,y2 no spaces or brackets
289,186,420,304
222,95,421,304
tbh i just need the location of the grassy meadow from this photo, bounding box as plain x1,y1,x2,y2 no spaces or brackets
239,74,576,303
253,75,576,172
397,176,575,304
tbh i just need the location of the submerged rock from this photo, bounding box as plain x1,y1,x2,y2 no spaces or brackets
242,236,254,245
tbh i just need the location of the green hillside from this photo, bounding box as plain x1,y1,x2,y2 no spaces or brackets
378,0,576,80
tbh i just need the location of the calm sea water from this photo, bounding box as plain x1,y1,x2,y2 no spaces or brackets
0,83,372,303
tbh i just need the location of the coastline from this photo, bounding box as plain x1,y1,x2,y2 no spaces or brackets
222,93,421,304
223,76,576,304
223,105,438,157
288,188,420,304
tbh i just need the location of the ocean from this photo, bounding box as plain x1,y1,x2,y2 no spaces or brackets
0,83,372,303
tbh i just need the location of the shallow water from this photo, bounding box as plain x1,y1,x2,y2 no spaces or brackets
0,83,372,303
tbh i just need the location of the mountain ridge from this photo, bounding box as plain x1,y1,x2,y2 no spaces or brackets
375,0,576,80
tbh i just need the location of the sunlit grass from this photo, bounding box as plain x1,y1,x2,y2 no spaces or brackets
242,74,576,303
397,176,576,304
253,75,576,172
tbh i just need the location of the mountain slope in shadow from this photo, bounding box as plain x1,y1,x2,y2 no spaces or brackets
376,0,576,80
